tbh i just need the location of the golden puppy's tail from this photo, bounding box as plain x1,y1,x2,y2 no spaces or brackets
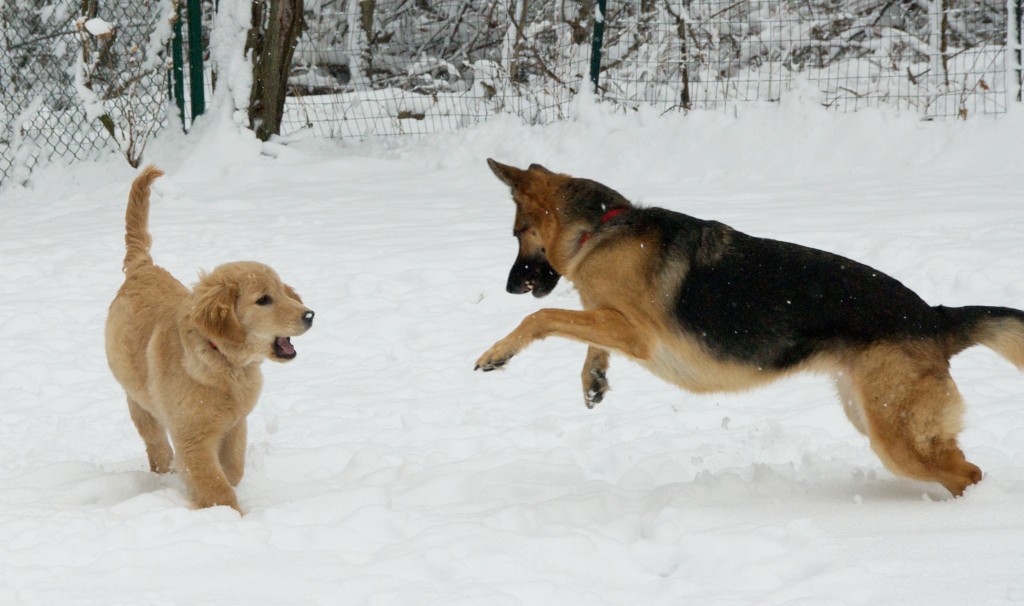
123,165,164,273
943,305,1024,369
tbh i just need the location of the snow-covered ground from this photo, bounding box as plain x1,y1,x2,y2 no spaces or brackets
1,96,1023,605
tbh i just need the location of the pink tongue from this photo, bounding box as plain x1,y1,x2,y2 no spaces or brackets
276,337,295,355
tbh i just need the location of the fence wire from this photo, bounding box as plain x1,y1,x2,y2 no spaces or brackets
286,0,1010,139
284,0,590,138
0,0,1017,186
597,0,1008,118
0,0,171,185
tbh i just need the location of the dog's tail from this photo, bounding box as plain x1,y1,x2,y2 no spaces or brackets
123,165,164,273
942,305,1024,369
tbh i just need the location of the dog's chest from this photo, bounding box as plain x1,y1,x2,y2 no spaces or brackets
228,368,264,416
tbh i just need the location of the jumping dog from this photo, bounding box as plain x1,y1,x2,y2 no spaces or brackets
475,159,1024,496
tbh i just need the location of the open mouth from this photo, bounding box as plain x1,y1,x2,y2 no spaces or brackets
273,336,297,360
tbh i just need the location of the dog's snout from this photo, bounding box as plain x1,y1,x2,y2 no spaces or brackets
302,310,315,327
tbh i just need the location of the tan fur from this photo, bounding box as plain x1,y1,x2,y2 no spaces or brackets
478,160,994,497
973,317,1024,370
844,342,981,495
105,167,314,513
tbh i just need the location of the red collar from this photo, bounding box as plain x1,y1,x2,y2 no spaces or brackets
579,208,626,246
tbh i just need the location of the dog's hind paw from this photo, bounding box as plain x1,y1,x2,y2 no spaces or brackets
584,368,609,409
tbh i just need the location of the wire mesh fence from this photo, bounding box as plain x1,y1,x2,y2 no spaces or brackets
284,0,590,139
285,0,1013,139
595,0,1010,118
1,0,1019,186
0,0,175,185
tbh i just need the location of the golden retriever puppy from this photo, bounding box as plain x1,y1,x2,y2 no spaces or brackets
105,166,314,513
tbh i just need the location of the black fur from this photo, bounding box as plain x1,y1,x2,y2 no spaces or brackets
614,207,1022,369
507,253,560,297
562,178,631,225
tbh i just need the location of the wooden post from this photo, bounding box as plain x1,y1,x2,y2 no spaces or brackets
246,0,304,141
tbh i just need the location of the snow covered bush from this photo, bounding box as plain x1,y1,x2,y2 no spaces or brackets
73,0,178,167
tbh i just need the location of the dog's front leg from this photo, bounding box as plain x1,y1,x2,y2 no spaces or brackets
174,434,241,513
582,346,610,409
219,419,248,487
475,308,650,372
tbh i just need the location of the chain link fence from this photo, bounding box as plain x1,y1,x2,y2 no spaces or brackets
288,0,1011,133
596,0,1010,118
0,0,176,185
284,0,589,138
1,0,1019,186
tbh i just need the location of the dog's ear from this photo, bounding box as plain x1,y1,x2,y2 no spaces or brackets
190,276,245,344
487,158,526,189
283,283,303,304
527,163,553,175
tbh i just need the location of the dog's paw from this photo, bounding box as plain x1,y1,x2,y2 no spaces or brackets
474,352,513,372
584,368,609,409
474,342,517,372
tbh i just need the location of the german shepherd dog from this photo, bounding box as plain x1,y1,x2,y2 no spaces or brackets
475,159,1024,497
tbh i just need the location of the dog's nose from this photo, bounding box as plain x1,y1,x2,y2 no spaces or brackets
302,310,315,327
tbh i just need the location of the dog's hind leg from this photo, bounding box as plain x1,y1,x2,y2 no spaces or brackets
852,343,982,496
582,346,610,409
127,398,173,473
834,370,868,436
219,420,247,487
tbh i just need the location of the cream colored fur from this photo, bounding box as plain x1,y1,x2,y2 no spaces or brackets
105,166,314,513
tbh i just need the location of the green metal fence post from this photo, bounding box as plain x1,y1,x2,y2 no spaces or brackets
186,0,206,119
589,0,608,93
170,0,186,128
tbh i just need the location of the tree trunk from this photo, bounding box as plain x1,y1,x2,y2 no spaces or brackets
344,0,372,88
246,0,304,141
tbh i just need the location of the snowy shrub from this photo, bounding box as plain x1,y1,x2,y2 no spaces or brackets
73,0,178,167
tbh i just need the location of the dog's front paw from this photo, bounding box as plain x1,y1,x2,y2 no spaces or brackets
584,368,609,409
192,489,243,514
474,341,518,372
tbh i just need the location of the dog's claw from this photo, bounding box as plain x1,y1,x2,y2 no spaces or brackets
475,339,519,373
475,355,511,372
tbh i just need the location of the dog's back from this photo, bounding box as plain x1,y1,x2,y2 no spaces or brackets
662,212,942,368
603,205,1024,374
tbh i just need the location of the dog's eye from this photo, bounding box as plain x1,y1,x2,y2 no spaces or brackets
256,295,273,306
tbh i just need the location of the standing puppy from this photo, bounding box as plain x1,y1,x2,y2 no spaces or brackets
475,159,1024,497
105,167,314,512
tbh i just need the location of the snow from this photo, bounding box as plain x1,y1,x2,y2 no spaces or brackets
141,1,179,73
1,95,1024,604
83,17,113,37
